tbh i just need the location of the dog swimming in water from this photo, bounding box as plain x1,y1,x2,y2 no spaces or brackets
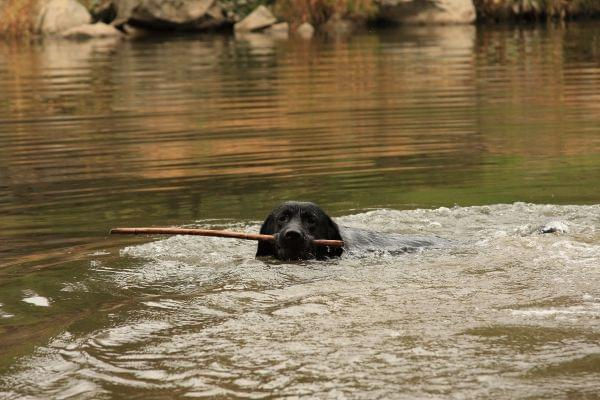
256,201,445,261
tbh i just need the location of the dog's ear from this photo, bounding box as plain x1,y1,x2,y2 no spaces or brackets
318,214,344,259
256,213,276,257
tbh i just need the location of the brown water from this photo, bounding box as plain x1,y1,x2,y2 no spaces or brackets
0,24,599,399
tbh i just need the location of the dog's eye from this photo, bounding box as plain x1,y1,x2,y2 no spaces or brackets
278,214,288,223
302,213,315,224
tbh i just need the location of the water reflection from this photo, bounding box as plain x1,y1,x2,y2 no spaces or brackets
0,25,599,272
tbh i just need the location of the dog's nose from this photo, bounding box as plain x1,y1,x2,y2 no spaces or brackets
283,230,302,241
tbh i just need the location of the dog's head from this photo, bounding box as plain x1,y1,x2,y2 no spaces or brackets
256,201,343,260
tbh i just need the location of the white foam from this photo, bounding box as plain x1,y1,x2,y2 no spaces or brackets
510,303,600,319
5,204,600,399
22,295,51,307
0,303,14,318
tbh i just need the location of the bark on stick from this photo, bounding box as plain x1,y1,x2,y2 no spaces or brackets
109,227,344,247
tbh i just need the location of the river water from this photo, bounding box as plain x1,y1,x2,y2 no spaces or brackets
1,24,599,399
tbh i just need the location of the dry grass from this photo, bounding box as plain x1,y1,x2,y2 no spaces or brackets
273,0,377,27
0,0,39,37
473,0,600,20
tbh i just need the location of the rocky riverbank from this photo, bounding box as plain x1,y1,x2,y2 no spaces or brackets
1,0,600,38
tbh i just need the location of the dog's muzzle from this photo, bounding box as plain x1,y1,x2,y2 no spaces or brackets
275,229,313,260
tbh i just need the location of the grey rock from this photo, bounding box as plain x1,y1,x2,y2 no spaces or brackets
110,0,227,30
234,5,277,32
265,22,289,39
266,22,289,34
36,0,91,35
376,0,476,24
296,22,314,39
62,22,124,39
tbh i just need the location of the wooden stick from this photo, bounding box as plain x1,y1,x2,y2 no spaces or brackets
109,227,344,247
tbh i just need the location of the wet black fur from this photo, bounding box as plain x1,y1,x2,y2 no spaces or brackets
256,201,343,261
257,201,448,261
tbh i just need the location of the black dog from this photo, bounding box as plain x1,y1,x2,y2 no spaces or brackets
256,201,444,261
256,201,343,260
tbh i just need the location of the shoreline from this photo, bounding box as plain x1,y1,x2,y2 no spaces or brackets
1,0,600,39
